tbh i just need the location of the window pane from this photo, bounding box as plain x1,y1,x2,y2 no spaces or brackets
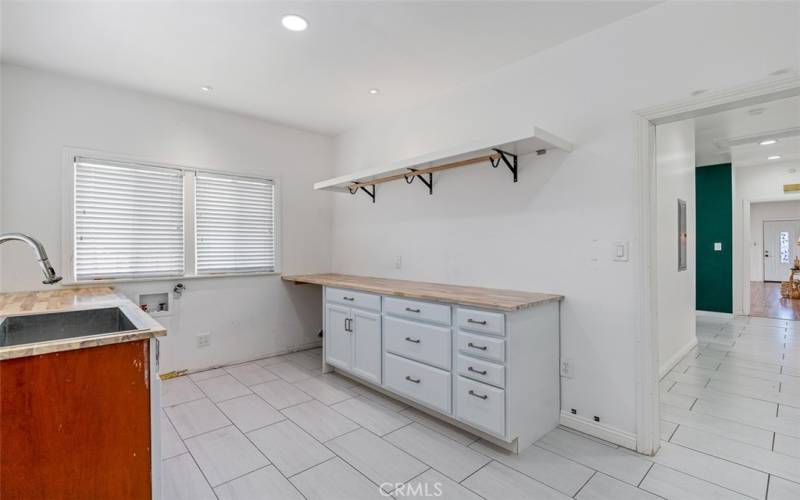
780,231,790,264
195,172,275,274
74,158,185,280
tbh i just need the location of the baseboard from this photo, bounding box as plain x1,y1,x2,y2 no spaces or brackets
559,411,637,450
658,337,698,378
696,310,733,320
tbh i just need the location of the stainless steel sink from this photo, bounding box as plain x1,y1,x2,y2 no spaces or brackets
0,307,138,347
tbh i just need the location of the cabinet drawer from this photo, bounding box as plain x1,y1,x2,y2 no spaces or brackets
456,354,504,388
384,297,451,325
455,376,505,436
457,331,505,363
326,287,380,311
384,353,451,414
456,308,505,336
384,316,451,370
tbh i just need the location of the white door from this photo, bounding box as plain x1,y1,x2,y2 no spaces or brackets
350,309,382,384
763,219,800,282
325,304,351,369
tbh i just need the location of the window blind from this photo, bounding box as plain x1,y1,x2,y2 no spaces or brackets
74,158,185,280
195,172,275,275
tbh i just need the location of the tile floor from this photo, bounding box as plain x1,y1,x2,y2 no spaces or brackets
161,316,800,499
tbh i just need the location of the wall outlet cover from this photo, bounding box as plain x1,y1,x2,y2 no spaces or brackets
196,333,211,348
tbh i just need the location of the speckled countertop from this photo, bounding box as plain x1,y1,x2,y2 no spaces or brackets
0,287,166,361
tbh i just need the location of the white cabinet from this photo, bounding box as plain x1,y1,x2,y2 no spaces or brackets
324,300,381,384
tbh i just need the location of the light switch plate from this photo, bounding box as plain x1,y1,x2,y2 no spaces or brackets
613,241,629,262
714,242,722,251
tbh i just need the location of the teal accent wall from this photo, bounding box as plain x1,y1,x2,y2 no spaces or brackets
695,163,732,313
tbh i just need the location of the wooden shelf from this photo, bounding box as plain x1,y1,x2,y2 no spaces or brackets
314,126,573,193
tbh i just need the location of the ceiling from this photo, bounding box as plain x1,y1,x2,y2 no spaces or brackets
695,95,800,168
0,1,658,135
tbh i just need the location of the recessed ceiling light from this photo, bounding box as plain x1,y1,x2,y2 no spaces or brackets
760,139,777,146
368,88,380,95
768,155,782,160
282,14,308,31
200,86,213,92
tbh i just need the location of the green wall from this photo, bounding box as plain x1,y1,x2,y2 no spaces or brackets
695,163,732,313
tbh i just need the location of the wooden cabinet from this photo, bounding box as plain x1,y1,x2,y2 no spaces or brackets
0,340,155,500
324,302,381,384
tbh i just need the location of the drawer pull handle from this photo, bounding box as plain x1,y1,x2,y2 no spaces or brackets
468,342,488,351
405,376,421,384
468,390,488,400
405,337,421,343
343,296,355,301
468,366,487,375
405,307,421,313
467,319,488,325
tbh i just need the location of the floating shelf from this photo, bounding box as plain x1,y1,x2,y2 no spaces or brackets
314,126,573,202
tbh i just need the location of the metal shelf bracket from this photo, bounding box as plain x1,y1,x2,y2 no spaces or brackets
348,184,375,203
490,148,519,183
404,168,433,195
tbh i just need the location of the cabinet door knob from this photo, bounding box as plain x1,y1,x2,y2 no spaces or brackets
467,318,487,325
468,389,488,400
468,366,487,375
467,342,488,351
405,337,421,343
405,376,421,384
405,307,421,313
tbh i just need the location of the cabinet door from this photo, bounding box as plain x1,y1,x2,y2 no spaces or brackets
326,304,351,369
351,309,382,384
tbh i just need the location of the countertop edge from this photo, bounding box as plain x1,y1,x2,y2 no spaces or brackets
0,328,166,361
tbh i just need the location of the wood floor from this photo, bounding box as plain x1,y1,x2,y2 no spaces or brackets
751,281,800,321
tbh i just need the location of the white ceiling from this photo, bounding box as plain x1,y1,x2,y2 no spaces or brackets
695,95,800,168
0,1,657,135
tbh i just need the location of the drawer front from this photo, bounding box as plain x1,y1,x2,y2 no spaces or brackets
457,331,505,363
456,308,505,336
326,287,380,311
384,297,451,325
384,316,451,370
455,376,505,436
456,354,504,388
384,353,451,414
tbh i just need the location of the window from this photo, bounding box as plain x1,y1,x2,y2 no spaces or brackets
70,155,277,282
780,231,790,264
195,172,276,274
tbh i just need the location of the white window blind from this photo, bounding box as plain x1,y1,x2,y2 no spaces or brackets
195,172,275,275
74,158,185,280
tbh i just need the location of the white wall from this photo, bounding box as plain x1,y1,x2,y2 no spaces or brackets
331,1,799,438
656,120,696,376
750,200,800,282
0,64,335,373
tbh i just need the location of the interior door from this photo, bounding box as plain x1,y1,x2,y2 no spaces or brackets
325,304,351,369
763,219,800,282
350,309,381,384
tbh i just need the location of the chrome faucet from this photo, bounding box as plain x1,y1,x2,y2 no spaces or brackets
0,233,62,284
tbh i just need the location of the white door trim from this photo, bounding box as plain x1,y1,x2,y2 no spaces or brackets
632,73,800,456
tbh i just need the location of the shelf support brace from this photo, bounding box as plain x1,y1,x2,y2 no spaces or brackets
404,168,433,195
490,148,519,183
348,184,375,203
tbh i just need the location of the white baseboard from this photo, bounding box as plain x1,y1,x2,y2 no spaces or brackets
658,337,698,378
696,310,733,320
559,411,637,450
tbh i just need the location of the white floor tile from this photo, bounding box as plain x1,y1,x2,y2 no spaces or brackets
318,371,360,389
162,453,216,500
768,476,800,500
350,385,408,412
773,433,800,459
189,368,228,382
462,460,570,500
217,394,285,433
290,457,386,500
293,376,354,405
165,398,231,439
214,465,304,500
660,403,774,448
331,396,412,436
184,426,269,486
255,355,289,367
660,390,696,410
161,377,205,407
161,411,187,459
267,362,315,383
327,428,428,492
536,428,652,486
195,374,253,403
247,420,334,476
282,400,359,442
384,423,490,482
469,439,594,496
576,472,660,500
250,379,313,409
224,362,280,386
394,469,481,500
398,406,478,446
639,464,750,500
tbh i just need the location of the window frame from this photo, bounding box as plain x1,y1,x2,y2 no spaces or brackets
61,148,281,284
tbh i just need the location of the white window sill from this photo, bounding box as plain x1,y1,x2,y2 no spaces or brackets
60,271,282,286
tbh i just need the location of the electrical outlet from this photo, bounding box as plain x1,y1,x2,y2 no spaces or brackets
560,358,574,379
395,256,402,269
196,333,211,348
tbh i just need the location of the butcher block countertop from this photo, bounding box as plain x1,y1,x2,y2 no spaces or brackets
282,273,563,311
0,287,166,361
